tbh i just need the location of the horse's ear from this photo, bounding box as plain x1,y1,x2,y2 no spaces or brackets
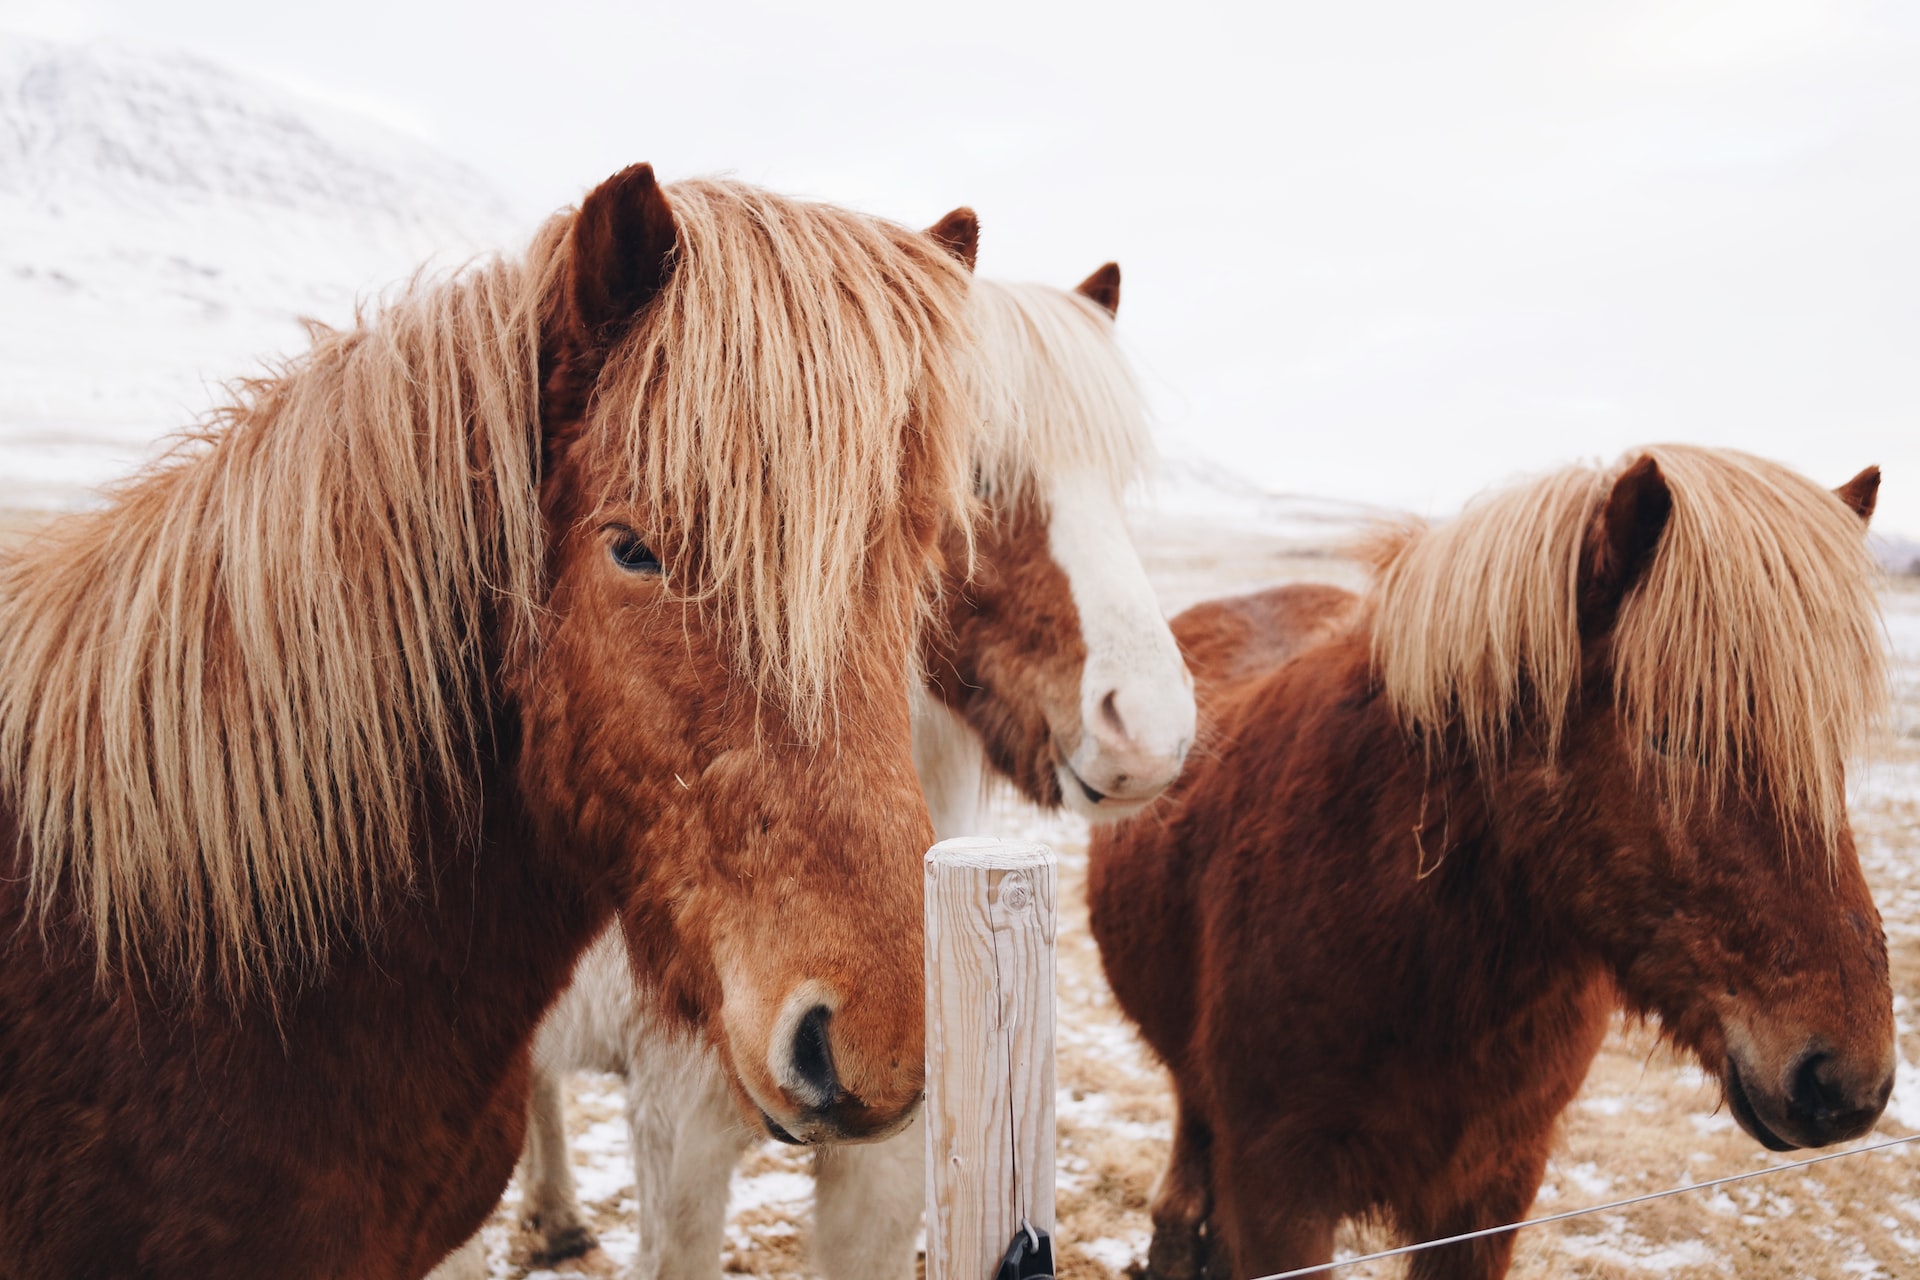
1075,262,1121,316
1833,465,1880,525
571,163,679,336
1580,455,1672,636
925,208,980,272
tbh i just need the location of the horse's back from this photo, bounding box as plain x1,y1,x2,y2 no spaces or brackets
1174,582,1360,706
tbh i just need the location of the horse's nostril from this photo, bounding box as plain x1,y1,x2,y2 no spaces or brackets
790,1004,840,1108
1100,689,1127,738
1789,1051,1846,1123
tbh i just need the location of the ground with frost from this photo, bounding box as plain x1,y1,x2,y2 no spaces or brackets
464,520,1920,1280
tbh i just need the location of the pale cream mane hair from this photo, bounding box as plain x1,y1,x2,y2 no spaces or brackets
1370,444,1886,849
966,279,1154,503
0,176,976,991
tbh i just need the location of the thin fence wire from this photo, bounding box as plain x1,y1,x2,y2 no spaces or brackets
1252,1130,1920,1279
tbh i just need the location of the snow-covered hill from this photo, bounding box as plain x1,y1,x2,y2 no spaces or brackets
0,35,530,507
1147,453,1404,547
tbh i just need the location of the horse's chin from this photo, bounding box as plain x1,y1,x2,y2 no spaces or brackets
754,1094,922,1146
1722,1056,1803,1153
759,1109,805,1144
1054,759,1164,823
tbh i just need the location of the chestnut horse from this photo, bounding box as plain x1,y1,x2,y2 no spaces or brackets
1090,446,1896,1280
0,167,985,1278
433,266,1194,1280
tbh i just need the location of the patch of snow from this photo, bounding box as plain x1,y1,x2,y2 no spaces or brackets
1557,1221,1723,1273
568,1118,635,1204
1057,1086,1172,1144
1884,1046,1920,1132
1559,1161,1613,1198
1078,1236,1147,1272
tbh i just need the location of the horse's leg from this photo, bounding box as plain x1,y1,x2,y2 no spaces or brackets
1207,1137,1335,1280
1146,1099,1213,1280
424,1231,489,1280
637,1044,753,1280
812,1110,925,1280
1400,1141,1550,1280
623,1052,684,1280
651,1097,753,1280
518,1064,597,1263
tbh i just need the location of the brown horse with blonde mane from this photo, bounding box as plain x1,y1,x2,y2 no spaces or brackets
0,165,981,1278
1090,446,1896,1280
437,264,1194,1280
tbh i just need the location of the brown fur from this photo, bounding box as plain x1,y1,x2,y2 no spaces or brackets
926,491,1086,806
1090,448,1896,1280
0,167,976,1278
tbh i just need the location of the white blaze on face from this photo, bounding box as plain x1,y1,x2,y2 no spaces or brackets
1045,469,1194,818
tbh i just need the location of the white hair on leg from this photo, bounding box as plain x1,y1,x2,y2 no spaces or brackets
812,1111,927,1280
517,1065,594,1263
422,1231,488,1280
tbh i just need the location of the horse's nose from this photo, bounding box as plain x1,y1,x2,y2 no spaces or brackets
1785,1047,1892,1146
761,1001,923,1144
786,1003,840,1110
1082,684,1190,797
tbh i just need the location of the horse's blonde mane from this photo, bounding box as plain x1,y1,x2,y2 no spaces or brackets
0,176,976,991
967,279,1154,502
1371,444,1886,849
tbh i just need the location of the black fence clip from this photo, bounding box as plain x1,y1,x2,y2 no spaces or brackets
996,1219,1054,1280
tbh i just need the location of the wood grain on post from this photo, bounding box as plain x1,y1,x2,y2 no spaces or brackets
924,836,1058,1280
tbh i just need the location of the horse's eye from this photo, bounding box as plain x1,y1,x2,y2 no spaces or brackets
609,530,662,575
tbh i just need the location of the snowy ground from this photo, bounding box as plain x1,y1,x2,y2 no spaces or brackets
453,524,1920,1280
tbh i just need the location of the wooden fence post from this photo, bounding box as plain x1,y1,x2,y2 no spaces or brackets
924,836,1058,1280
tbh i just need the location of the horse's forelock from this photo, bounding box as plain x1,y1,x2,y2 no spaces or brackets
578,178,980,740
965,278,1155,509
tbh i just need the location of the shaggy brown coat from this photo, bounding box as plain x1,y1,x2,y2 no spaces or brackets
1090,449,1895,1280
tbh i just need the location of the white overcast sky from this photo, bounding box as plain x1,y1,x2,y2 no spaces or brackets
10,0,1920,533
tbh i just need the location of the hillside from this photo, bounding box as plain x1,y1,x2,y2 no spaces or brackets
0,34,528,506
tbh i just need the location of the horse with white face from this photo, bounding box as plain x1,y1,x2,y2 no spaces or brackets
434,264,1192,1280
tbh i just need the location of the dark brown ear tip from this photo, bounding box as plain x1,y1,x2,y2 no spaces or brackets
609,161,658,188
1619,453,1662,483
1074,262,1122,315
1834,464,1881,522
571,161,680,335
924,207,981,271
939,207,980,234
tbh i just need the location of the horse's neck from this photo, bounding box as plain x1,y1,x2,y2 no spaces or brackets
349,793,612,1058
1257,642,1598,986
911,691,988,839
